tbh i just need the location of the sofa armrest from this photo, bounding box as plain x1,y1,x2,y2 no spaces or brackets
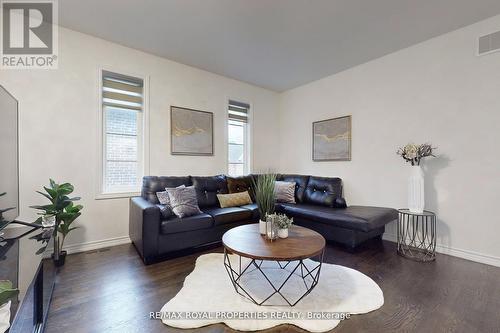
129,197,161,264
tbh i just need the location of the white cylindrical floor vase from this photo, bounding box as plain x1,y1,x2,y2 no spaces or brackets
408,165,425,213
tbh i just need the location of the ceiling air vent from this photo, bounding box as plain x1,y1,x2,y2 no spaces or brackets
478,30,500,55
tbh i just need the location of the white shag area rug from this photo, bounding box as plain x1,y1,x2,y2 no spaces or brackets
160,253,383,332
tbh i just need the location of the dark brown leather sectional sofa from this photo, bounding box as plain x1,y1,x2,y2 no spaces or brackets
129,174,398,264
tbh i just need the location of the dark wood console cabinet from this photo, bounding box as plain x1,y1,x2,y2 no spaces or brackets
0,226,56,333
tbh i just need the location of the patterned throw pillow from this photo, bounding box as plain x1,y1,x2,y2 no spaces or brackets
156,191,170,205
275,181,296,204
165,186,203,218
217,191,252,208
156,185,186,205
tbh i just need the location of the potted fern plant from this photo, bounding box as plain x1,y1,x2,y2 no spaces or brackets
31,179,83,267
252,174,276,235
274,214,294,238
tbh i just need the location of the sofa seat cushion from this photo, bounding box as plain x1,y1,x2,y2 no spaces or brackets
278,203,398,232
240,203,260,220
160,213,213,234
202,207,253,226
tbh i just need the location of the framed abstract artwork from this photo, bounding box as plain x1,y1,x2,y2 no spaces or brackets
312,115,351,161
171,106,214,155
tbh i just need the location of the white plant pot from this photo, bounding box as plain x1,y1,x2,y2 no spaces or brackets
259,220,266,235
408,165,425,213
0,301,11,333
278,228,289,238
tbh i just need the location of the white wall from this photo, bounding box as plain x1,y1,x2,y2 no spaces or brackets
278,15,500,266
2,14,499,266
0,27,280,251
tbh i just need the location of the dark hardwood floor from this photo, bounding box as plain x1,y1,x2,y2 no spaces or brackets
45,239,500,333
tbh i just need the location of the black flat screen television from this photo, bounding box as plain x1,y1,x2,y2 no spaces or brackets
0,85,19,229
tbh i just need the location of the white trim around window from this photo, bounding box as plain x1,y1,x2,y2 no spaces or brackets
96,67,150,200
225,97,253,176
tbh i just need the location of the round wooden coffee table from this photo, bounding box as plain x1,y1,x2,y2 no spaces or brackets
222,224,326,306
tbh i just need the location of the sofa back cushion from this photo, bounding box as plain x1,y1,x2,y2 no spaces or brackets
227,176,254,201
191,175,228,207
304,176,343,207
277,174,310,203
142,176,191,204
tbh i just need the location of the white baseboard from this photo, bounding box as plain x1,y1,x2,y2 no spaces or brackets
63,236,131,255
383,233,500,268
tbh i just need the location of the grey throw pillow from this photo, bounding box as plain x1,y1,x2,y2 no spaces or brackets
275,181,296,204
166,186,203,218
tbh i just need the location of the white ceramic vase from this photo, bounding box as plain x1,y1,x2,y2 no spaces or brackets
259,220,266,235
0,301,11,333
408,165,425,213
278,228,288,238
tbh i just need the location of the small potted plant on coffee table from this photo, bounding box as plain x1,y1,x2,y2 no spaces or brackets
275,214,293,238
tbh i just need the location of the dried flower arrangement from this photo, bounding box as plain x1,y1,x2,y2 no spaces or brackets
397,143,436,166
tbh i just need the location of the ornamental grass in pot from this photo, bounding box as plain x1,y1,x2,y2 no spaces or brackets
252,174,276,236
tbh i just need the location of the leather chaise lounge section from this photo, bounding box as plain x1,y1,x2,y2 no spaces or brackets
129,174,398,264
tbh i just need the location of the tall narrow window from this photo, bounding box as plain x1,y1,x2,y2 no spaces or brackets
101,71,144,194
228,100,250,176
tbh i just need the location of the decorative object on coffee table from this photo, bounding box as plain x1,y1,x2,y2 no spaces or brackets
31,179,83,266
397,209,436,262
397,143,436,213
265,216,278,240
171,106,213,155
222,224,325,306
252,174,276,236
268,213,293,238
313,115,351,161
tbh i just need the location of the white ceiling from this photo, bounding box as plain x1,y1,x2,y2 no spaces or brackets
59,0,500,91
